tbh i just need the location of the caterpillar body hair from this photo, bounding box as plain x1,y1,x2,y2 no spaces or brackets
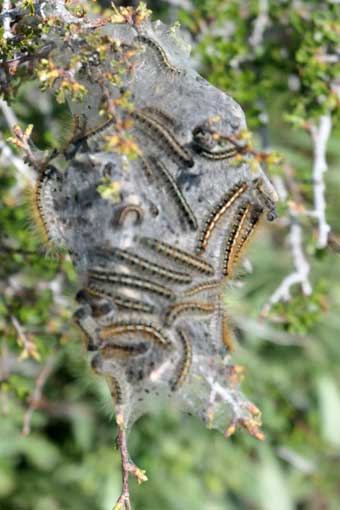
131,109,194,168
108,247,193,284
163,301,215,327
223,203,250,277
147,157,198,231
141,237,214,275
99,321,172,347
136,35,181,75
196,181,248,255
88,269,175,300
31,165,65,250
86,284,156,314
170,328,192,391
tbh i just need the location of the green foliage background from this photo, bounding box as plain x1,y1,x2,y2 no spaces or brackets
1,1,340,509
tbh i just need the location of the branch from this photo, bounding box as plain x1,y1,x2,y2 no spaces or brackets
260,219,312,318
22,354,57,436
248,0,269,49
308,114,332,249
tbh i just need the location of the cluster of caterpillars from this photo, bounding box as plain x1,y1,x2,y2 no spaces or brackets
30,31,278,423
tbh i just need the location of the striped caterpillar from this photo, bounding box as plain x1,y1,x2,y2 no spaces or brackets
131,109,194,168
99,321,172,348
103,246,193,284
163,301,215,327
140,237,214,275
136,35,181,75
170,328,193,391
30,165,65,251
223,204,263,277
147,156,198,231
88,269,175,300
196,181,248,255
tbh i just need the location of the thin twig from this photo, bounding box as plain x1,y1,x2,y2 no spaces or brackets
249,0,269,49
22,354,57,436
308,114,332,249
260,219,312,318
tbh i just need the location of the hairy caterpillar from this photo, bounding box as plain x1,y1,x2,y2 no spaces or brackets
131,109,194,168
141,237,214,275
88,269,175,300
115,205,144,226
223,203,251,277
100,341,150,358
136,35,181,74
163,301,215,327
106,247,193,284
147,156,198,230
182,280,222,297
171,328,193,391
99,321,172,347
196,182,248,255
30,165,65,250
85,284,156,314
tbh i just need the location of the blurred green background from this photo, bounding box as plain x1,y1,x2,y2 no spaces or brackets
1,1,340,509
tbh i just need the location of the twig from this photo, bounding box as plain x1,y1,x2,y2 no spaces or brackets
2,0,14,40
260,219,312,318
249,0,269,49
308,114,332,249
22,354,57,436
10,315,40,361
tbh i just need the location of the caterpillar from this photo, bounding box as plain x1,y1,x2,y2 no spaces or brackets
147,156,198,231
88,269,175,300
100,340,150,359
221,309,234,352
136,35,180,74
196,181,248,255
163,301,215,327
193,146,238,161
228,205,263,271
170,328,192,391
105,375,124,405
99,321,172,348
223,203,251,277
86,284,156,314
30,165,65,250
107,247,193,284
115,205,144,226
131,109,194,168
141,237,214,275
183,279,223,297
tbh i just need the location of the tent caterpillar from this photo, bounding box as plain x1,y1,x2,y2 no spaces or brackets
136,35,181,74
86,284,156,314
140,237,214,275
131,109,194,168
147,156,198,231
163,301,215,327
196,181,248,255
100,321,172,348
223,203,250,277
108,247,193,284
88,269,175,300
170,328,192,391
